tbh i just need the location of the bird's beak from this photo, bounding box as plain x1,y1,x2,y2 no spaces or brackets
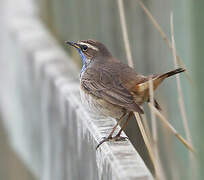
65,41,80,49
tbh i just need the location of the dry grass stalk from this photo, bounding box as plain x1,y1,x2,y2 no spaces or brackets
148,79,167,180
134,113,161,179
170,12,193,150
117,0,160,177
170,12,196,175
117,0,134,67
148,78,157,145
138,0,192,84
149,103,195,153
162,125,180,180
118,0,195,178
141,113,152,142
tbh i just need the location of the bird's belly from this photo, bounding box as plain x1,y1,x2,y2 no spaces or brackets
80,88,125,119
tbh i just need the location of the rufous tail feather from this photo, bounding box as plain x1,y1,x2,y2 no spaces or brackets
136,68,185,93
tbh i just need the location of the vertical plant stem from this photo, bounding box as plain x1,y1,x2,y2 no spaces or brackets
170,12,196,174
138,0,192,84
117,0,161,178
141,113,152,142
148,79,166,180
134,112,160,179
149,78,157,145
117,0,134,68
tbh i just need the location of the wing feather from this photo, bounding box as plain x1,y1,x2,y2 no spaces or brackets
81,68,144,114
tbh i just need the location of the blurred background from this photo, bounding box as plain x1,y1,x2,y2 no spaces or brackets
0,0,203,179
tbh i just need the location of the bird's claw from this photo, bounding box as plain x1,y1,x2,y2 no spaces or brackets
96,136,112,150
113,135,128,141
96,135,128,149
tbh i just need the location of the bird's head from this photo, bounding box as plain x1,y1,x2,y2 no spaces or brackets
65,39,112,66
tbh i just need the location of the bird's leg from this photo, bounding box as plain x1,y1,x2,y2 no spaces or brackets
147,98,162,111
153,99,162,111
96,112,127,149
113,112,133,140
107,111,127,138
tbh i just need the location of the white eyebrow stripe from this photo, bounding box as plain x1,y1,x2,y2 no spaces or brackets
78,42,99,51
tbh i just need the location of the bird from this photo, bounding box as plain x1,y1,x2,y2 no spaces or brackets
65,39,185,149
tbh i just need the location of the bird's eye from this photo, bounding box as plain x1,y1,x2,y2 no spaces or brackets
81,45,88,51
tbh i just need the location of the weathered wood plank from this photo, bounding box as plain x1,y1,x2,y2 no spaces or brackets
0,0,153,179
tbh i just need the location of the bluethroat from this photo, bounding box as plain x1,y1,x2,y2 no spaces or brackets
66,39,185,149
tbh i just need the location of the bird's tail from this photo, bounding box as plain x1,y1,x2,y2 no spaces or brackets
135,68,185,94
151,67,185,90
157,68,185,80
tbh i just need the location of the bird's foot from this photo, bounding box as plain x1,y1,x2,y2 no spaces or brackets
112,135,128,141
96,135,128,149
96,136,112,150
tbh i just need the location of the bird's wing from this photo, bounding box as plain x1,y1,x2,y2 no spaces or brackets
81,67,144,114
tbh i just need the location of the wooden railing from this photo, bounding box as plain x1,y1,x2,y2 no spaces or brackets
0,0,153,179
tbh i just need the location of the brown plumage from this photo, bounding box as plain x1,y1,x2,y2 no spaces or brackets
66,39,185,149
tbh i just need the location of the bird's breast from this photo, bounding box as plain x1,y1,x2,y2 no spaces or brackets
79,83,125,119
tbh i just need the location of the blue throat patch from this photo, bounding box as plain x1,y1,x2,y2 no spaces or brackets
77,49,87,77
